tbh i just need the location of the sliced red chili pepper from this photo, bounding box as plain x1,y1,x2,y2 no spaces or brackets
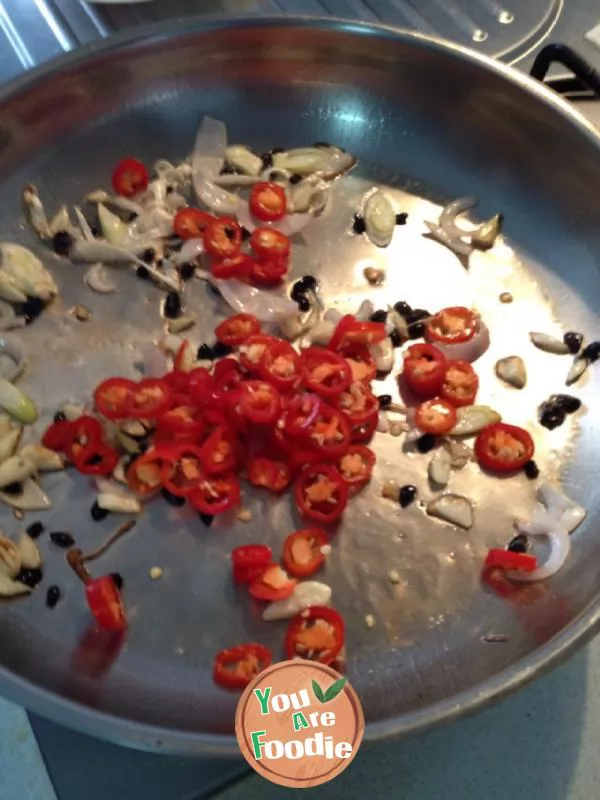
160,443,205,497
74,442,119,476
94,377,136,421
203,217,242,259
42,419,75,452
329,315,387,351
474,423,534,473
249,182,287,222
173,207,214,240
163,369,191,396
338,342,376,384
213,643,272,689
336,381,378,426
282,528,328,578
85,575,127,632
213,358,243,383
294,463,349,524
301,347,352,399
157,405,204,439
189,473,241,515
247,455,291,492
249,257,289,287
248,564,297,601
232,544,273,585
211,253,255,281
63,416,103,462
126,446,174,497
112,157,149,198
441,360,479,407
239,380,282,425
337,444,376,490
402,343,447,398
414,397,458,435
426,306,478,345
215,314,261,347
258,339,300,392
484,549,538,572
200,426,241,475
284,606,345,666
283,394,322,437
249,228,291,261
187,367,216,407
239,334,278,374
126,379,172,419
303,403,351,458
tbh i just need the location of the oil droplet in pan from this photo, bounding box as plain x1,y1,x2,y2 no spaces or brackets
472,29,489,43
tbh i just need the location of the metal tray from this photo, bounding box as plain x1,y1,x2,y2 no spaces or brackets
0,16,599,755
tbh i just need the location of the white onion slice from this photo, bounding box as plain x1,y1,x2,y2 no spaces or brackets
424,221,473,257
173,238,205,266
439,196,478,240
212,278,297,322
507,529,571,583
427,321,490,363
192,116,226,178
236,203,313,236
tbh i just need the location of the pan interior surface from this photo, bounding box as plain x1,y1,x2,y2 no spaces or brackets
0,18,599,753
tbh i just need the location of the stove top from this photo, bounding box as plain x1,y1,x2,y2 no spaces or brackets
2,3,600,800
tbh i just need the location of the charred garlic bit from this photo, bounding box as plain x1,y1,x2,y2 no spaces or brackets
72,305,92,322
399,485,417,508
428,447,452,487
495,356,527,389
427,494,473,530
529,332,569,355
416,433,436,453
499,292,513,304
363,266,385,286
163,292,183,320
364,191,396,248
524,460,540,480
84,264,118,294
450,405,501,436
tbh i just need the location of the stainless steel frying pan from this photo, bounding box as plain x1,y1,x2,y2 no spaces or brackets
0,16,599,756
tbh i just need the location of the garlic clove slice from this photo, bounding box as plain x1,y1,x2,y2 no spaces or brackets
97,492,141,514
0,478,52,511
529,332,569,355
0,573,31,597
428,447,452,487
18,444,64,472
364,190,395,247
495,356,527,389
0,455,37,488
427,494,474,529
0,427,22,464
450,405,501,436
0,536,21,577
17,533,41,569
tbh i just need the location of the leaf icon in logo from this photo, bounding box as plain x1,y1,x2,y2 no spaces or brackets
312,679,325,703
323,677,347,702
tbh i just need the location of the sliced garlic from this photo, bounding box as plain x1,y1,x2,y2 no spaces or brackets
0,536,21,577
495,356,527,389
566,358,587,386
428,447,452,487
0,573,30,597
224,145,262,177
19,444,64,472
442,438,473,469
0,478,52,511
0,427,22,464
450,405,501,436
263,581,332,622
471,214,503,251
84,264,118,294
427,494,474,529
112,457,128,485
0,415,12,438
168,315,195,334
98,203,128,246
364,190,395,247
0,455,37,488
17,533,41,569
529,332,569,355
97,492,141,514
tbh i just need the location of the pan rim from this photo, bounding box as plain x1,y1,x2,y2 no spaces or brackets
2,12,600,755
